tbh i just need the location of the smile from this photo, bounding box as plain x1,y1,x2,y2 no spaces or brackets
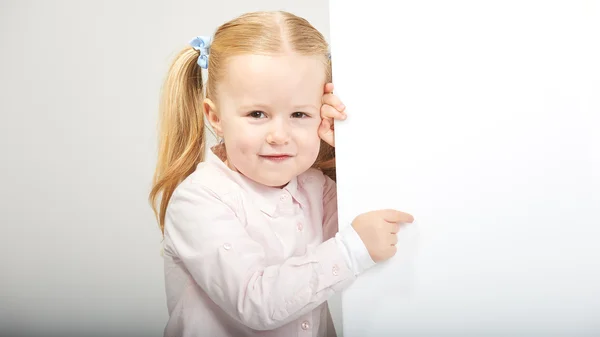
259,154,293,162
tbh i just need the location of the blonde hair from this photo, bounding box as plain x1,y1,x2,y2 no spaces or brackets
149,11,336,234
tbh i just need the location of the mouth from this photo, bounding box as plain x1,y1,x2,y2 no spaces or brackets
259,154,293,162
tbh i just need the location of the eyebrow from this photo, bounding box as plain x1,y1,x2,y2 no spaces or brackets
238,104,270,112
238,104,319,111
293,104,319,111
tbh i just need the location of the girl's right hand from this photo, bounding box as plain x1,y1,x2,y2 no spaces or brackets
352,209,415,262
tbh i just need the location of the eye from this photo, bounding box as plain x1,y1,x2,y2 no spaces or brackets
291,112,309,118
248,111,266,119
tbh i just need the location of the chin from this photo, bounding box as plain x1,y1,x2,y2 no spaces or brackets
259,175,293,188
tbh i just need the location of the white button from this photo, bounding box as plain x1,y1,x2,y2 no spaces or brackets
223,243,232,250
280,194,288,201
301,320,310,330
297,223,303,231
332,264,339,276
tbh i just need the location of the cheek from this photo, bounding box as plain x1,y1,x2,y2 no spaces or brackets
237,141,254,155
225,122,261,159
296,123,322,153
227,133,255,155
222,119,252,150
296,118,321,134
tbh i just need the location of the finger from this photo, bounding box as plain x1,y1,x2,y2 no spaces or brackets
321,104,346,121
324,82,334,94
388,245,398,256
322,93,346,113
318,119,335,147
389,222,401,234
381,209,415,224
389,233,399,246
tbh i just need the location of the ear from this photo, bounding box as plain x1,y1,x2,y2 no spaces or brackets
203,98,223,137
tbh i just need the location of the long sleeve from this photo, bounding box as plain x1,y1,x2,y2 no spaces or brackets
322,175,376,276
163,182,356,331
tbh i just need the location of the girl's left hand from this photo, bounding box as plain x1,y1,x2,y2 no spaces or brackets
319,82,347,147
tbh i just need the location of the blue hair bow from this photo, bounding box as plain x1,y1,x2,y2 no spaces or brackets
189,36,211,69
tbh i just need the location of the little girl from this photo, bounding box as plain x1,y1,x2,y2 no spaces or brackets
149,10,414,337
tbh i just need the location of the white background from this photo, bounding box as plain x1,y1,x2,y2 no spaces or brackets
0,1,331,336
329,1,600,336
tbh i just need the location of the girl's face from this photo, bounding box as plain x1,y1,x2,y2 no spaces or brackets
205,53,326,187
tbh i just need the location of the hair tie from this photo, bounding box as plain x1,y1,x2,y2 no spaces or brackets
189,36,211,69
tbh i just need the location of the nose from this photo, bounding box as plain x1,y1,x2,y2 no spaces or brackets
266,118,290,145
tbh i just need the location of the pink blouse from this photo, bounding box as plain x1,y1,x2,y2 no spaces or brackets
162,147,374,337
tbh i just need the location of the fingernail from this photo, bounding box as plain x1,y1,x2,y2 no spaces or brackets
338,104,346,111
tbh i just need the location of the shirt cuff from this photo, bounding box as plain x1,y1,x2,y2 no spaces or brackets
313,237,356,293
334,224,376,276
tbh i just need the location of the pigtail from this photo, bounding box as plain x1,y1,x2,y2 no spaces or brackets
149,48,206,235
314,140,336,182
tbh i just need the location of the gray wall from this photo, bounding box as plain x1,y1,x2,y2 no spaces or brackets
0,1,331,336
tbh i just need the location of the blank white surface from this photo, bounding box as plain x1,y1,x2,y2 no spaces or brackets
329,1,600,336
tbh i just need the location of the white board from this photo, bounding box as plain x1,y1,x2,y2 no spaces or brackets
328,1,600,336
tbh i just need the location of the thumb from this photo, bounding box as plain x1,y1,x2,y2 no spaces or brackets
381,209,414,224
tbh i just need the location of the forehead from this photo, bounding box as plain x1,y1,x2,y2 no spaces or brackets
217,53,327,106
